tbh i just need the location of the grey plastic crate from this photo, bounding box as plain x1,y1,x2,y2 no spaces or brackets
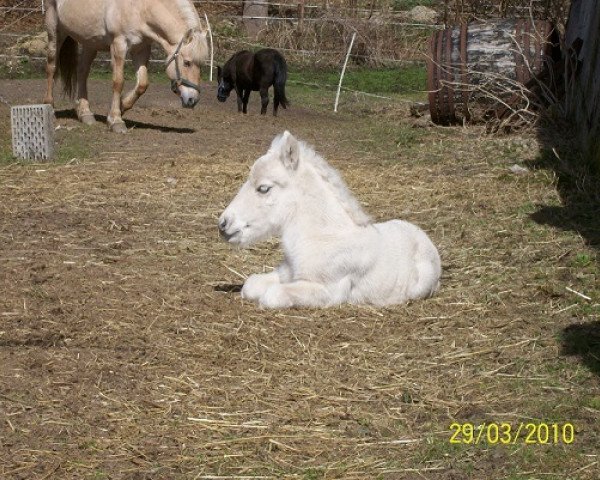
11,104,55,161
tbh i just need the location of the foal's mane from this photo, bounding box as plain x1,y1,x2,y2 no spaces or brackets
299,141,372,226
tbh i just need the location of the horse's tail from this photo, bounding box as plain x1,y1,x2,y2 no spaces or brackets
273,54,289,109
58,36,78,98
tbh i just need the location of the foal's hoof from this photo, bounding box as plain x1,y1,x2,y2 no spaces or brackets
79,114,96,125
109,120,127,133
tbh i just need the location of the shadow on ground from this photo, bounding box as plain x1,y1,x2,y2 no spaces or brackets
561,320,600,377
55,109,196,133
213,283,243,293
528,123,600,250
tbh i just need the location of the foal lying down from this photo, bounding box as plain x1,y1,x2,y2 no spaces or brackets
218,131,441,308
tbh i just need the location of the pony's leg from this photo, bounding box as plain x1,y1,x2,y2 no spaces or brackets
121,45,151,113
242,89,251,114
259,87,269,115
273,95,279,117
107,37,128,133
76,46,97,125
43,2,59,106
235,87,243,113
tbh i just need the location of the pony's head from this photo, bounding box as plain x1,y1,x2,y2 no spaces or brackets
219,131,302,247
216,65,233,102
166,28,208,108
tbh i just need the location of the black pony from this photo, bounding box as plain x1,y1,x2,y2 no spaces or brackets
217,48,289,116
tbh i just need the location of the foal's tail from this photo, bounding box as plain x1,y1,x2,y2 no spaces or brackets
58,36,78,98
273,54,289,109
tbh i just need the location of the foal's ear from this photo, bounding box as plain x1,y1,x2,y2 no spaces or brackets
217,65,222,80
279,131,299,171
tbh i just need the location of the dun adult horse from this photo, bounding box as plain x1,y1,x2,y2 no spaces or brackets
44,0,209,132
217,49,288,116
218,132,442,308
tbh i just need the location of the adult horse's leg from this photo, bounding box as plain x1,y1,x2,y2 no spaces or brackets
121,45,151,113
259,87,269,115
242,89,251,114
107,37,128,133
76,45,97,125
43,1,59,106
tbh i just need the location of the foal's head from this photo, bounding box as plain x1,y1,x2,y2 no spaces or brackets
219,131,302,247
166,29,208,108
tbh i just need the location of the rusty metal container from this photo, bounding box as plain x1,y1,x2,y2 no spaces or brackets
427,19,559,125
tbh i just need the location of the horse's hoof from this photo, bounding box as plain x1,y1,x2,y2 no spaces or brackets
109,120,127,133
79,114,96,125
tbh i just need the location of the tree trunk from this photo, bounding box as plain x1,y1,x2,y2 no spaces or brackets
243,1,268,40
565,0,600,170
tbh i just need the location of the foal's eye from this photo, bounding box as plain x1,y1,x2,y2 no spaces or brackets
257,185,272,194
183,60,192,67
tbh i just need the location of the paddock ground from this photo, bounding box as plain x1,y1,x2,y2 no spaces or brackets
0,78,599,479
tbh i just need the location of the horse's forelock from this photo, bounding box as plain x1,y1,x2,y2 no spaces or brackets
180,29,208,63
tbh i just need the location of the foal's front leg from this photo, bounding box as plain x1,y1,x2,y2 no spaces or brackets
259,278,351,309
242,263,290,301
121,45,151,113
107,37,128,133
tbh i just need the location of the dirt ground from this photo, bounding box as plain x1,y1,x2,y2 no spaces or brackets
0,78,599,479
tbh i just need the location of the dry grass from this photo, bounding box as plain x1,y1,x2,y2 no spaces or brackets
0,78,598,479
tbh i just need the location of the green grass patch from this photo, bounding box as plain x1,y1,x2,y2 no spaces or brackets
288,64,427,98
0,57,45,80
0,122,93,166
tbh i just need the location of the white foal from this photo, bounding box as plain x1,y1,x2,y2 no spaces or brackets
218,131,441,309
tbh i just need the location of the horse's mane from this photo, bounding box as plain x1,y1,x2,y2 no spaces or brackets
293,139,372,227
173,0,202,30
167,0,207,62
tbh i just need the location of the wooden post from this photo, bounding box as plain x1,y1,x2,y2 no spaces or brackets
298,0,305,31
334,32,356,113
203,12,214,82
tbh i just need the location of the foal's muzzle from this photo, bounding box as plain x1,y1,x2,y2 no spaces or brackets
218,217,239,242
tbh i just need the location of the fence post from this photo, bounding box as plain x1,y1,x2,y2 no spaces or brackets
298,0,305,31
334,32,356,113
203,12,214,82
41,0,45,14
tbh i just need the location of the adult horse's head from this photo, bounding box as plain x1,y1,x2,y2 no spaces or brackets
219,131,301,247
216,65,233,102
166,28,208,108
